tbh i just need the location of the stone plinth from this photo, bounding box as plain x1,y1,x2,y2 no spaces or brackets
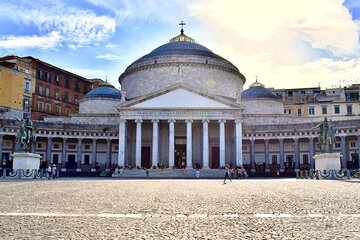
314,153,341,171
12,152,41,170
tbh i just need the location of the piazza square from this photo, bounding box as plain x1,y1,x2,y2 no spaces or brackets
0,179,360,239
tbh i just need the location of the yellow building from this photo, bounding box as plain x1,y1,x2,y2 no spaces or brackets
0,56,35,114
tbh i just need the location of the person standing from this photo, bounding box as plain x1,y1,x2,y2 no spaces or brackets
52,165,57,179
224,165,232,184
47,165,52,179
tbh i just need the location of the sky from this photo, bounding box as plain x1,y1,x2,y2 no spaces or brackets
0,0,359,90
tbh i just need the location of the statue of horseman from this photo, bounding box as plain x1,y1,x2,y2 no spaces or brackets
312,117,335,153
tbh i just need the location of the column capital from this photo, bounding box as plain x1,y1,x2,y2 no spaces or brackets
235,118,243,124
168,119,176,123
185,119,193,123
135,119,143,123
202,119,210,123
77,138,83,143
264,138,269,144
47,137,53,141
218,119,226,123
151,119,159,123
250,138,255,144
119,119,127,123
293,137,299,142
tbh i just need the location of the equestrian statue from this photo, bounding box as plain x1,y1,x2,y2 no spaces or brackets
312,117,335,153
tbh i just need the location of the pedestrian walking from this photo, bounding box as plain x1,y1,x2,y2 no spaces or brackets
146,169,149,178
47,165,52,179
224,165,232,184
52,165,57,179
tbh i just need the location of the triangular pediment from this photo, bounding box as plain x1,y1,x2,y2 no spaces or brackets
120,84,242,110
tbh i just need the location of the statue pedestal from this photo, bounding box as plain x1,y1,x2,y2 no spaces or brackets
314,153,341,171
12,152,41,171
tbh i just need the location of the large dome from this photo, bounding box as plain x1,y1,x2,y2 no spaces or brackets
131,41,229,66
119,31,246,99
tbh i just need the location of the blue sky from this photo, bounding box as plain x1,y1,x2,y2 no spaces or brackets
0,0,359,90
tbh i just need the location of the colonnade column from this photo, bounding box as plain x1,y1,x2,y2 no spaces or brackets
152,119,159,168
340,136,347,169
358,135,360,169
61,138,67,170
106,139,111,170
91,139,97,170
294,138,299,171
185,119,193,169
219,120,226,168
0,134,3,162
135,119,143,168
250,139,255,172
235,119,243,167
264,139,269,172
168,119,176,168
46,137,52,165
279,138,284,171
309,137,315,169
118,120,126,167
31,136,36,153
76,138,82,170
202,119,209,169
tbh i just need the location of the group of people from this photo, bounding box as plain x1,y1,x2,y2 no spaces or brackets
47,165,57,179
224,165,248,184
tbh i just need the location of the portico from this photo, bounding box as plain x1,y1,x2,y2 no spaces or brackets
117,84,244,169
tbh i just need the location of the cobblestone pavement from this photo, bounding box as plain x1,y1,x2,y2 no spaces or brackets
0,179,359,239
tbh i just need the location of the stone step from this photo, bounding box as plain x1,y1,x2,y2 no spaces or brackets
112,169,227,179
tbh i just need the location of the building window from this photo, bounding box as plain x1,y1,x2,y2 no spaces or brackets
65,78,70,88
84,155,90,165
25,68,30,74
63,93,69,103
288,91,293,97
350,142,356,148
38,101,44,112
66,108,71,115
84,145,90,150
45,72,51,82
68,144,76,150
54,74,60,84
284,109,291,115
308,107,315,115
74,97,78,105
45,103,51,113
52,154,59,164
84,83,89,94
334,105,340,114
347,105,352,115
37,85,43,95
55,106,61,115
297,108,302,116
322,106,327,115
54,91,59,100
53,144,60,149
75,81,80,92
24,80,31,93
37,69,43,79
271,155,278,164
45,87,50,97
23,98,30,112
302,155,309,165
300,90,306,95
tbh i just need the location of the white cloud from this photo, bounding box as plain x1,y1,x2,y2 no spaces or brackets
96,54,123,60
64,68,106,79
188,0,360,88
0,1,116,50
0,31,62,50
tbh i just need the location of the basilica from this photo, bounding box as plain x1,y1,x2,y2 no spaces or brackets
0,30,359,177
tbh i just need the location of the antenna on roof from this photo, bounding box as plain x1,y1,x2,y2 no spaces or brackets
105,75,108,83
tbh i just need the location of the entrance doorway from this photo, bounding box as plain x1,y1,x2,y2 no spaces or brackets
66,154,76,170
141,147,151,168
285,155,294,170
211,147,220,169
175,144,186,168
348,153,359,169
